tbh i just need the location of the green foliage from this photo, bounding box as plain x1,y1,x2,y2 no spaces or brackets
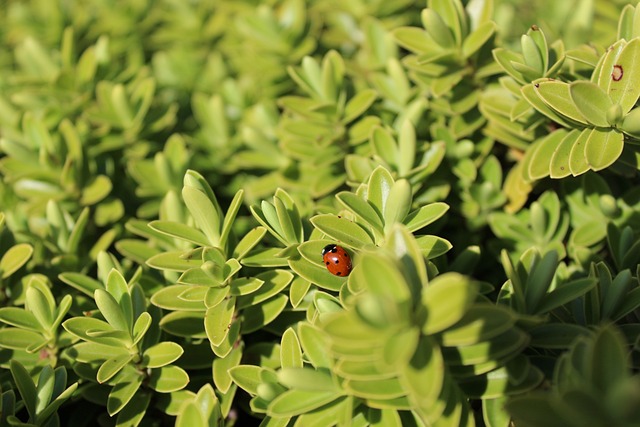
0,0,640,426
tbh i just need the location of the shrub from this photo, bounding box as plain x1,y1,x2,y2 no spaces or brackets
1,0,640,426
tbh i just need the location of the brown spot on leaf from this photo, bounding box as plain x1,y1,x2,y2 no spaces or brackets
612,65,623,81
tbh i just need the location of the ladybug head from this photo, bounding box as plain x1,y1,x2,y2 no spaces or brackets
322,244,337,255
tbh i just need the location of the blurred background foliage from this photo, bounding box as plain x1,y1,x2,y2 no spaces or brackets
1,0,640,426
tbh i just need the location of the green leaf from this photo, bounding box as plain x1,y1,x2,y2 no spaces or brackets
405,202,449,233
0,328,47,351
277,368,338,392
80,175,112,205
182,186,221,246
0,308,40,331
584,128,624,171
399,336,444,408
367,167,394,215
205,297,236,347
0,243,33,279
25,287,53,329
159,311,207,339
149,221,211,246
383,180,412,231
63,317,127,346
144,342,184,368
297,323,332,369
310,215,374,249
421,273,479,334
97,353,134,383
213,345,242,394
176,401,207,427
107,376,143,416
343,89,377,124
344,376,405,399
233,226,267,260
605,38,640,114
10,360,37,419
529,324,590,348
237,270,294,309
535,278,597,314
482,396,511,427
280,328,303,369
421,8,455,48
533,79,588,124
569,81,611,127
115,391,151,427
336,192,384,233
440,304,516,346
95,289,129,333
146,251,204,272
148,366,190,393
550,130,580,178
462,21,496,58
267,390,341,417
415,235,453,259
589,325,629,394
59,272,104,297
569,127,593,176
229,365,263,395
241,294,289,334
526,130,566,180
393,27,433,54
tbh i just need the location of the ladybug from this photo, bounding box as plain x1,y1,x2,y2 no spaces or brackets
322,244,352,277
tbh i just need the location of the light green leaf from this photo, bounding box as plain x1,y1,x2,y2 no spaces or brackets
280,328,303,369
213,345,242,394
0,243,33,279
10,360,37,419
241,294,289,334
421,273,479,334
95,289,129,333
383,180,412,231
182,186,221,246
310,214,374,249
440,305,516,346
550,130,580,178
606,38,640,114
404,202,449,232
533,80,588,124
569,127,593,176
462,21,496,58
584,128,624,171
277,368,338,392
204,297,236,347
297,323,332,369
25,287,53,329
148,366,190,393
229,365,263,395
343,89,377,124
149,221,211,246
144,342,184,368
267,389,340,418
569,81,611,127
589,325,628,393
107,376,143,416
336,192,384,233
97,353,134,384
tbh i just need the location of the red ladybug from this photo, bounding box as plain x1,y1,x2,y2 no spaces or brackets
322,244,352,276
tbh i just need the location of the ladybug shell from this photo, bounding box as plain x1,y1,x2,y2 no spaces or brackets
322,244,352,277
